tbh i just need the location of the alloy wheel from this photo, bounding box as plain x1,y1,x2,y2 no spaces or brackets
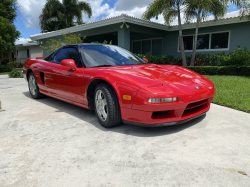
29,75,37,96
95,90,108,122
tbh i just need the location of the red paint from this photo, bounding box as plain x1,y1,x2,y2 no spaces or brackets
24,58,215,125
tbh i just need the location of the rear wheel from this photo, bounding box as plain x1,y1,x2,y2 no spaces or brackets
94,83,122,128
28,72,44,99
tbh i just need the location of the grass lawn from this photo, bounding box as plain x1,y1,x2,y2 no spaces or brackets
205,75,250,113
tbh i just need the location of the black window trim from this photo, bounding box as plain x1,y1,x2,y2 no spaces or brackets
177,30,230,52
45,45,86,68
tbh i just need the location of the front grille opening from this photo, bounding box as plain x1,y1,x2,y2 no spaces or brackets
182,101,208,118
186,99,208,110
152,110,169,119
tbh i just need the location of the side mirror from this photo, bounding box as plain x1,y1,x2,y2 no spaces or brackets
143,58,148,63
61,59,77,71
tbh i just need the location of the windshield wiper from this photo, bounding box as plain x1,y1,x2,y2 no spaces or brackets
91,65,114,68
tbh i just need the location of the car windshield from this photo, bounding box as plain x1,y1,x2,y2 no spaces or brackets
79,45,147,67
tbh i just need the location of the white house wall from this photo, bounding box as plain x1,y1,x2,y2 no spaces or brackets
30,45,43,58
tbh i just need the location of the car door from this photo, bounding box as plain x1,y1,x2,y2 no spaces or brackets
44,47,85,104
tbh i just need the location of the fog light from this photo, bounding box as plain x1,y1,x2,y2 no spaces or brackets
148,97,178,103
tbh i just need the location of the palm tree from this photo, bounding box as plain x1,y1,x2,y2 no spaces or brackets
142,0,188,66
186,0,228,66
39,0,92,33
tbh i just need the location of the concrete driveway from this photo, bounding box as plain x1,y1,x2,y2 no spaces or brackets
0,75,250,187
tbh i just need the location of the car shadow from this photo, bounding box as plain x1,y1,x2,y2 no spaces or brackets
22,91,206,137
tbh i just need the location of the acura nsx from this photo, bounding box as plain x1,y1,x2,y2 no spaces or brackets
23,44,215,127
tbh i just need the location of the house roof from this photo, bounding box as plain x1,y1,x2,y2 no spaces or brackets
30,14,249,41
16,43,40,48
30,14,169,40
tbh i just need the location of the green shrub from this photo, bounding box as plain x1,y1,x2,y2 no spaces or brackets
137,54,177,65
8,69,23,78
0,65,12,73
137,45,250,66
0,59,10,66
91,40,112,44
7,61,19,68
186,66,250,76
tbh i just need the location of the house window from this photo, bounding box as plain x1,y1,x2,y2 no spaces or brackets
132,38,162,55
152,39,163,56
133,41,141,54
142,40,151,55
179,31,230,51
211,32,229,49
183,36,193,50
197,34,209,49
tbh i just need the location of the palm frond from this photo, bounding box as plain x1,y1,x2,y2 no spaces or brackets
78,2,92,18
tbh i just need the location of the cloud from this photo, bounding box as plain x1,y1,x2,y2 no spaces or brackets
15,38,31,45
106,6,147,19
16,0,240,33
17,0,46,30
17,0,111,30
115,0,153,11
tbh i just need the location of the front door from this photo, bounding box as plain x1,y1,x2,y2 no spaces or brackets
44,47,85,104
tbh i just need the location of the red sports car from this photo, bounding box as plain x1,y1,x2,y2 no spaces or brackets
23,44,215,128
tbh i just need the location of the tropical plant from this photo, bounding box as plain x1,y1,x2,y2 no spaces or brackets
39,0,92,32
231,0,250,19
40,32,86,54
186,0,228,66
142,0,189,66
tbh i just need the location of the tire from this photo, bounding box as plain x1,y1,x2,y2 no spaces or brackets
28,72,44,99
94,83,122,128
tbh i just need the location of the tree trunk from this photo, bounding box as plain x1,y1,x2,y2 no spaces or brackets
190,10,201,66
177,5,187,66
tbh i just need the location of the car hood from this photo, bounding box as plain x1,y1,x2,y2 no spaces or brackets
110,64,201,86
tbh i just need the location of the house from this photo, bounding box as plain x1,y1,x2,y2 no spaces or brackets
30,14,250,58
16,43,43,64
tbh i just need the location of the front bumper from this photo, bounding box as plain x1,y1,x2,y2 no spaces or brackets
120,95,214,127
123,109,209,127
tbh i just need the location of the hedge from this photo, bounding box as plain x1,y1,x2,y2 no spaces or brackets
0,65,12,73
186,66,250,76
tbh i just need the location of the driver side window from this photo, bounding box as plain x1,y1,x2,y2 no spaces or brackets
54,48,82,67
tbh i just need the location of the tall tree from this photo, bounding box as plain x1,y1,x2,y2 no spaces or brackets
186,0,228,66
142,0,188,66
0,0,20,63
39,0,92,33
231,0,250,19
0,0,18,23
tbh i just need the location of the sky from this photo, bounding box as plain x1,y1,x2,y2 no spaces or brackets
14,0,240,45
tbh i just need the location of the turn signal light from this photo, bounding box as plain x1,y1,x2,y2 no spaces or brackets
123,95,132,100
148,97,178,103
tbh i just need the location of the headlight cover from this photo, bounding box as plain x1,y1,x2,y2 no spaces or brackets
148,97,178,103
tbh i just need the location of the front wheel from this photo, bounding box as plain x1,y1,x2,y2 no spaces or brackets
94,83,122,128
28,72,44,99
